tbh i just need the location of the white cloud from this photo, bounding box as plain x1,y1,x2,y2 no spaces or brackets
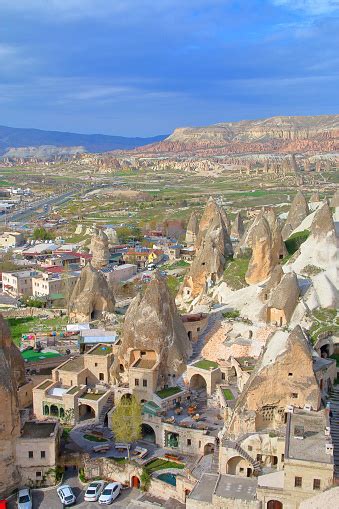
272,0,339,15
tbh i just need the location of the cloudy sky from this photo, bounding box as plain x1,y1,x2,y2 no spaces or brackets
0,0,338,136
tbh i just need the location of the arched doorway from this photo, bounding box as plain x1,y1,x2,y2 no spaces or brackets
79,404,95,421
189,373,207,390
267,501,283,509
131,476,140,488
227,455,250,476
121,393,132,401
141,423,156,443
204,443,215,455
50,404,59,417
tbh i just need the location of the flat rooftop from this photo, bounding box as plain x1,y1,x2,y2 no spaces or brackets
286,409,333,464
21,421,57,439
188,473,218,503
132,358,157,369
58,356,84,372
215,474,258,501
87,345,112,356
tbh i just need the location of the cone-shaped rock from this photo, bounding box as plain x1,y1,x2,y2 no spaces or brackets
310,191,320,203
245,216,275,285
0,315,25,497
90,227,110,270
112,273,192,387
177,197,233,303
231,212,245,239
311,201,336,239
259,264,284,303
69,263,115,322
282,191,309,241
330,189,339,208
228,326,321,437
265,208,287,263
266,271,300,324
185,210,199,245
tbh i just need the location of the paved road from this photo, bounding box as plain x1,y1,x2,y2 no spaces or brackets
8,469,141,508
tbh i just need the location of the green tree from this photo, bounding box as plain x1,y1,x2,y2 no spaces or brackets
111,396,142,459
33,227,55,241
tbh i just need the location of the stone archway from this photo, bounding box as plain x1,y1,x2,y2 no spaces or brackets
120,393,133,401
141,423,156,443
204,443,215,455
226,455,250,476
267,501,283,509
189,373,207,391
50,404,59,417
79,404,96,421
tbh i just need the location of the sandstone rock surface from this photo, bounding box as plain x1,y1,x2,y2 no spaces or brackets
331,189,339,208
231,212,245,239
228,326,321,437
113,273,192,387
282,191,309,241
245,216,275,285
90,227,110,269
0,315,25,497
69,263,115,322
185,210,199,245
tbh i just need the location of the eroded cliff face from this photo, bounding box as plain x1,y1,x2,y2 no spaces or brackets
245,216,275,285
69,263,115,322
185,210,200,245
177,197,233,304
228,326,321,438
112,274,192,387
0,315,25,497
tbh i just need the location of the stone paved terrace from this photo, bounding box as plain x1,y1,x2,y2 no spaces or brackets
286,409,333,464
187,472,218,503
215,474,258,501
57,356,84,371
21,421,58,439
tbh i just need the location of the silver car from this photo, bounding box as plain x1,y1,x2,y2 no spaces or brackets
18,488,32,509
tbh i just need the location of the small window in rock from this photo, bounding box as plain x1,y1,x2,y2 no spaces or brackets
292,393,298,399
295,476,302,487
187,439,191,446
143,379,147,387
135,378,139,386
313,479,321,490
288,373,293,377
248,445,253,451
41,451,46,459
240,467,244,472
36,471,42,478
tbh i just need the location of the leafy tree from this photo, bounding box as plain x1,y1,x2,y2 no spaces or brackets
33,227,55,241
111,396,142,459
116,226,142,244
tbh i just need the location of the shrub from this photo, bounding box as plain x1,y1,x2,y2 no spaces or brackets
141,469,151,491
222,310,240,319
285,230,310,256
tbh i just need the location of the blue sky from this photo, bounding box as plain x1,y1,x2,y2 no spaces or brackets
0,0,338,136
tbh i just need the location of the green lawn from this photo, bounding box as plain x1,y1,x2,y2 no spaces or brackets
193,359,218,370
223,257,249,290
7,316,68,345
223,389,234,400
83,434,108,443
145,458,185,474
156,387,182,399
21,350,61,361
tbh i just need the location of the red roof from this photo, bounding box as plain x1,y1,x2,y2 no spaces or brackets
44,266,64,274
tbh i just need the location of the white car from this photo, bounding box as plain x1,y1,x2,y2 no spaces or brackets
56,485,76,506
84,480,105,502
17,488,32,509
98,482,122,504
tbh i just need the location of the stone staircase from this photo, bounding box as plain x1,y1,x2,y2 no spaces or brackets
98,395,113,424
210,444,220,473
329,385,339,478
188,312,221,364
224,439,262,475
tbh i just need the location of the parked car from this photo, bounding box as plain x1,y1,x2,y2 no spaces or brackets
0,500,7,509
98,482,122,504
17,488,32,509
56,485,76,506
84,480,105,502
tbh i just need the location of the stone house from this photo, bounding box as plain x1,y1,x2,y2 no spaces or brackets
266,272,300,326
16,421,61,487
0,231,25,248
2,270,40,297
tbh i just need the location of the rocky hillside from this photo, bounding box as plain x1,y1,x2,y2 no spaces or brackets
130,114,339,156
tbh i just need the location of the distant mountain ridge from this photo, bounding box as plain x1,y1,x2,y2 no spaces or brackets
0,125,167,156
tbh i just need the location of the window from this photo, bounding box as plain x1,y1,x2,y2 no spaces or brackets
288,373,293,377
41,451,46,459
257,454,262,461
281,454,284,462
248,445,253,451
292,393,298,399
295,476,302,487
240,467,244,472
95,363,98,367
143,379,147,387
313,479,321,490
36,471,42,478
135,378,139,386
221,373,226,380
197,327,200,332
187,439,191,446
29,451,33,458
99,373,104,381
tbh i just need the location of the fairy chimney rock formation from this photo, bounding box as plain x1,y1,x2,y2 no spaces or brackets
311,201,336,239
310,191,320,203
265,208,287,263
245,216,276,285
231,212,245,239
228,326,321,437
185,210,200,245
259,264,284,303
90,227,110,269
330,189,339,208
113,273,192,387
69,263,115,322
177,197,233,304
0,315,25,497
266,271,300,325
282,191,309,241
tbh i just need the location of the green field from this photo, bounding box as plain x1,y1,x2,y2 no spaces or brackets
21,350,61,361
193,359,218,370
7,316,68,345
